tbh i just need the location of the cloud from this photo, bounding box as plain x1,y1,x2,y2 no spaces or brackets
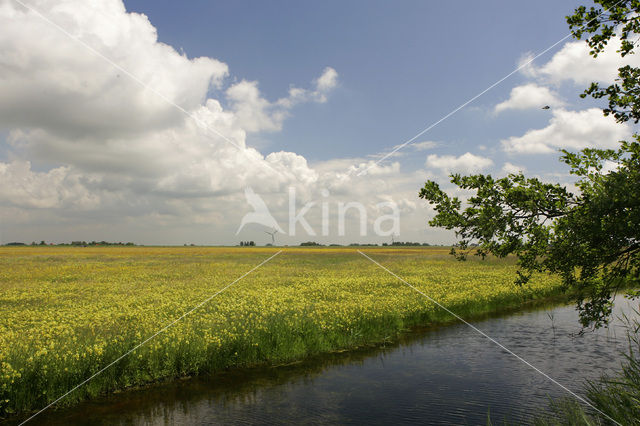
494,83,565,113
0,0,229,139
0,161,86,209
368,140,438,161
410,141,438,151
225,80,284,133
351,161,400,176
0,1,337,212
425,152,493,175
501,108,631,154
313,67,339,99
522,38,640,86
501,162,526,175
227,67,339,133
275,67,339,108
497,33,634,158
0,0,444,245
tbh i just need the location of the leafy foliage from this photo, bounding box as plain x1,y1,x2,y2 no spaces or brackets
420,142,639,327
420,1,640,327
568,0,640,123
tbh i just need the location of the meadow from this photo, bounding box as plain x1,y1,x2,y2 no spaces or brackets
0,246,564,418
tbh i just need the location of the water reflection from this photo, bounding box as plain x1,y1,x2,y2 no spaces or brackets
16,296,639,425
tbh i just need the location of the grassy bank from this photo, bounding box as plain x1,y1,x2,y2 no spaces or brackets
0,246,564,418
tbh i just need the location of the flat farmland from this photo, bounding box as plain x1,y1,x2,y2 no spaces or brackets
0,246,563,417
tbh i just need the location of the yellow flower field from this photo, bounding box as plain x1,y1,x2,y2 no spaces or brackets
0,246,563,417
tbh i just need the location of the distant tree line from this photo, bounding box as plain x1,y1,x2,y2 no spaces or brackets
2,241,136,246
239,241,256,246
64,241,135,246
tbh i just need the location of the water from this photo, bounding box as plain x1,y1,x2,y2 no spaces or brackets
17,296,639,425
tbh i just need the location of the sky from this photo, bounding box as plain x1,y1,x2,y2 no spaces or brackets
0,0,637,245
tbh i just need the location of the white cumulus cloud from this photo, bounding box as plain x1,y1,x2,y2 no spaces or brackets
501,162,526,175
501,108,631,154
411,141,438,151
425,152,493,175
521,37,640,86
494,83,565,113
0,1,339,218
0,0,229,139
227,67,339,133
0,0,442,245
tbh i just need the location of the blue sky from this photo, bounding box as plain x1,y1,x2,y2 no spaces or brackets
0,0,635,244
125,0,582,161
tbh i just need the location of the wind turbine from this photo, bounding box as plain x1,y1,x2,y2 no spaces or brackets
264,228,278,245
